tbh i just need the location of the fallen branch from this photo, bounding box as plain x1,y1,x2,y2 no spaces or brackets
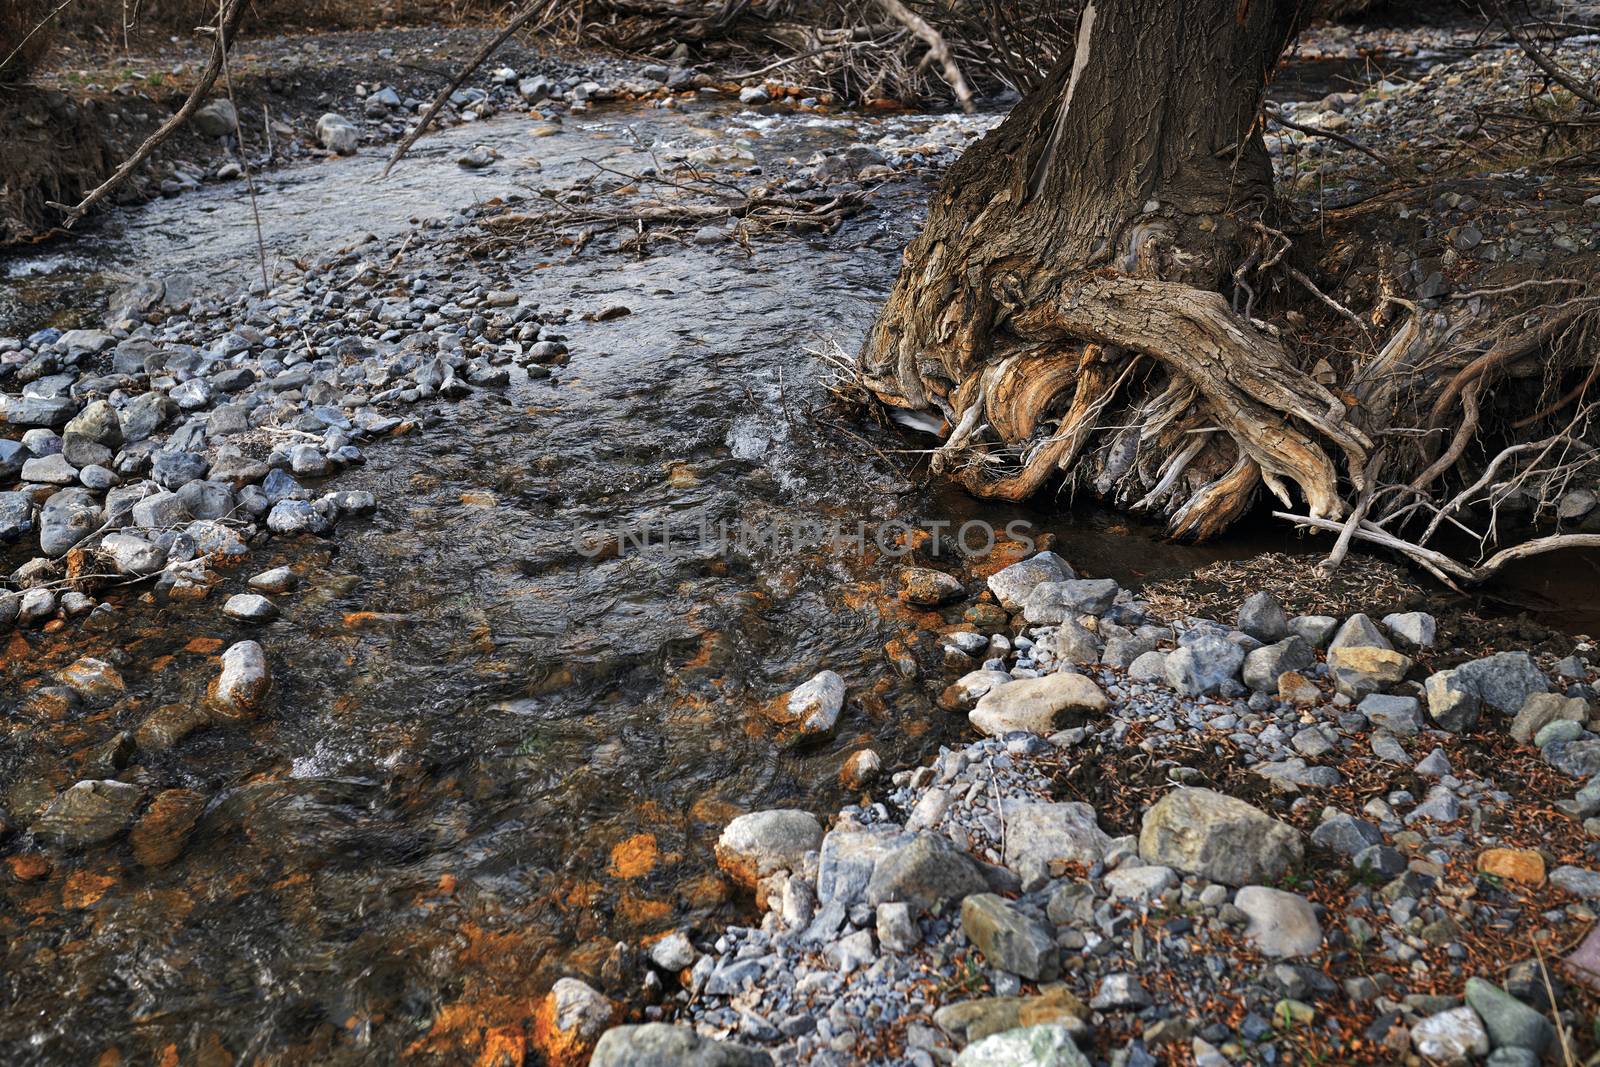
381,0,556,179
1276,509,1600,585
874,0,975,112
1266,107,1396,170
46,0,248,225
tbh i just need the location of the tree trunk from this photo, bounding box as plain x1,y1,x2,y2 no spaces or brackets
860,0,1372,539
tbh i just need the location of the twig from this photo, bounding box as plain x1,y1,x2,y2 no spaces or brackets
873,0,974,113
1316,450,1384,577
46,0,249,225
381,0,554,179
1266,107,1396,169
216,0,268,295
726,44,846,80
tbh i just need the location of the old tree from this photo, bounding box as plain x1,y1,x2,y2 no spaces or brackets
858,0,1600,579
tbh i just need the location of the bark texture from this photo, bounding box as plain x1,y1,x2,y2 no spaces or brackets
861,0,1373,538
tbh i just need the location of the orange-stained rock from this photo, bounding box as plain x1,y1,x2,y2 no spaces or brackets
1477,848,1546,885
609,834,658,880
840,749,882,790
130,789,206,867
63,869,117,909
7,853,51,881
1278,671,1320,704
530,978,616,1067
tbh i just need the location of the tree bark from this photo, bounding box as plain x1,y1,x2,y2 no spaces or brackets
861,0,1372,539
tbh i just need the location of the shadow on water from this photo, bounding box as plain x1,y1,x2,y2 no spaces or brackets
0,78,1596,1062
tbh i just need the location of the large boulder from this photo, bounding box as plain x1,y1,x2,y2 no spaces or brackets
38,487,102,556
1000,801,1110,884
954,1024,1090,1067
1164,635,1245,696
1454,652,1547,716
986,552,1074,611
865,832,988,912
715,810,822,892
1023,578,1118,622
970,674,1107,736
1138,787,1303,886
1242,636,1314,693
961,894,1060,980
1510,692,1588,744
590,1024,770,1067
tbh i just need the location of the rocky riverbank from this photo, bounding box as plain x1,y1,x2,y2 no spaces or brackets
536,550,1600,1066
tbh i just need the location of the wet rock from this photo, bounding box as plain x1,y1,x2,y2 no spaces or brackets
129,789,206,866
590,1023,770,1066
135,703,212,751
248,566,298,593
1411,1006,1489,1064
209,640,271,720
840,749,881,789
900,566,963,605
1139,787,1303,886
223,592,277,622
0,491,33,542
768,670,844,743
986,551,1074,611
1237,591,1290,642
865,832,987,912
315,112,359,154
1425,668,1482,732
191,98,238,137
39,487,102,556
18,587,57,625
1164,635,1245,697
58,656,125,706
459,145,499,169
99,532,165,576
32,780,143,846
715,810,821,892
971,674,1107,736
1454,651,1547,716
1235,886,1323,958
1001,801,1110,885
1510,691,1587,744
532,977,617,1067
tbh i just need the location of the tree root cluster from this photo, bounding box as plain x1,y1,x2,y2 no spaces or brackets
855,200,1600,579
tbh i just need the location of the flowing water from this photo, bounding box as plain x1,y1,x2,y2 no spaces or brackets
1,89,1596,1065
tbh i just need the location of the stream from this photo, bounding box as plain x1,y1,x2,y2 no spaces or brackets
2,74,1598,1064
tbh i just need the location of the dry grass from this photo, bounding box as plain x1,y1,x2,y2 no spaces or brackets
1139,550,1426,622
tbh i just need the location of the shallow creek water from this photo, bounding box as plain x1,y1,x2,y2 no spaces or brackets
1,92,1596,1064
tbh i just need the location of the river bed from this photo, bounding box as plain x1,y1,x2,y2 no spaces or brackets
1,79,1596,1065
